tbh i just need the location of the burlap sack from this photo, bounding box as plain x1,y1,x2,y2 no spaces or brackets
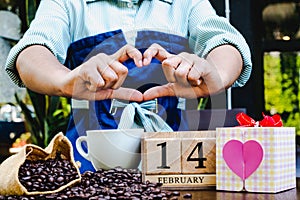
0,132,81,196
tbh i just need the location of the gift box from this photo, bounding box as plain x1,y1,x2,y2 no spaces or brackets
216,113,296,193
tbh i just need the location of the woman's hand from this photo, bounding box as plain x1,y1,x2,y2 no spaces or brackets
63,44,144,101
142,43,243,100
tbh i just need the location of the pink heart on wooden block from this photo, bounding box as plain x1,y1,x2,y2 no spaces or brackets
222,140,264,180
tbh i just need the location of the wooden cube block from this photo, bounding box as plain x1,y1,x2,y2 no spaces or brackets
142,138,181,174
181,137,216,174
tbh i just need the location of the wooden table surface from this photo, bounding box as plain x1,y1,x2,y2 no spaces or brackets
172,178,299,200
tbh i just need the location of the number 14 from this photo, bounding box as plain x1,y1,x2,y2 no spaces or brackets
156,142,207,169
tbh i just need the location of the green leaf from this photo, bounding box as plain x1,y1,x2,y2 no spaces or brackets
197,97,209,110
25,0,38,27
48,96,61,116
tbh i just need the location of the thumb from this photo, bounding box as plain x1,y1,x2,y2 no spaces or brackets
111,87,144,102
143,84,175,101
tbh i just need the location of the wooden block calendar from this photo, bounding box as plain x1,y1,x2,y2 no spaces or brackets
141,131,216,189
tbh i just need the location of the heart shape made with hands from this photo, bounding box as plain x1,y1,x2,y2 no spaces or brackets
78,43,213,102
222,140,264,180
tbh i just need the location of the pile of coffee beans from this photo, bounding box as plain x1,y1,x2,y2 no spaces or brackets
18,153,80,192
1,165,192,199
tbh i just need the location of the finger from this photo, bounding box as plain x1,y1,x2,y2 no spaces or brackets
110,87,144,102
85,75,105,91
85,80,100,92
79,65,105,92
144,82,202,100
81,55,118,90
143,84,175,101
108,61,128,89
143,43,170,65
188,69,203,86
162,59,178,83
161,57,181,83
97,64,119,89
188,59,207,86
115,45,143,67
174,58,193,86
89,88,113,101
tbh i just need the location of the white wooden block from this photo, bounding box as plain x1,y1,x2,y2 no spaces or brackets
181,137,216,174
142,138,181,175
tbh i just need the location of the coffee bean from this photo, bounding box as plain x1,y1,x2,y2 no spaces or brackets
1,166,188,199
48,176,54,183
18,153,79,193
172,191,181,196
183,193,192,198
56,176,64,183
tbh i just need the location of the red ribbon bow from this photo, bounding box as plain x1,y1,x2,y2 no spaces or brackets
236,112,283,127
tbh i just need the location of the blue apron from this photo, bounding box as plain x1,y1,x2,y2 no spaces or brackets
64,30,191,172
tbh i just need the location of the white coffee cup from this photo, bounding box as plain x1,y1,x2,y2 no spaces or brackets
76,129,144,170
